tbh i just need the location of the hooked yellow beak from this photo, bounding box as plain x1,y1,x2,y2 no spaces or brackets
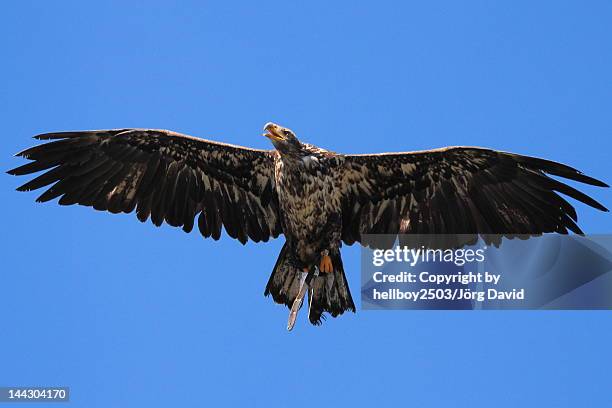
263,122,285,142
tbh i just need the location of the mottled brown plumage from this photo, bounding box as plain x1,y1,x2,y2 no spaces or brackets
8,124,609,326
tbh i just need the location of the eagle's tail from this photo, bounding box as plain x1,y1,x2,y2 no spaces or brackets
264,242,356,325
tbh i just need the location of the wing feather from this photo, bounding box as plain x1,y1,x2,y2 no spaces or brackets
9,129,282,243
340,147,608,245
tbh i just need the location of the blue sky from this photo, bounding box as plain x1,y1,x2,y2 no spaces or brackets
1,1,611,406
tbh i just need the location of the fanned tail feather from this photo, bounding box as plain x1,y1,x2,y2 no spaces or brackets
264,242,355,325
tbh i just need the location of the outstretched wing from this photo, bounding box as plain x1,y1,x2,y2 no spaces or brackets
8,129,282,243
339,147,608,245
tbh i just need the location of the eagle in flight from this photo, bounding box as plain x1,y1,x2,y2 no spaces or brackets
8,123,608,329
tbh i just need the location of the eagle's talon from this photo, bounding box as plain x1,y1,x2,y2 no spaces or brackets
319,254,333,273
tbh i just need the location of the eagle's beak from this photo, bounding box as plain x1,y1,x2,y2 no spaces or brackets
263,122,285,142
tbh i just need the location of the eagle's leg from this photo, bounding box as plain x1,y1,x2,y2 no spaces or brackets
319,249,333,273
287,267,316,331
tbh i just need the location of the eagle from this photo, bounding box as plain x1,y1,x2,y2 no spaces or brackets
8,123,609,329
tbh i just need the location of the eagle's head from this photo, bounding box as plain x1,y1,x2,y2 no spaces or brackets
263,122,303,157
